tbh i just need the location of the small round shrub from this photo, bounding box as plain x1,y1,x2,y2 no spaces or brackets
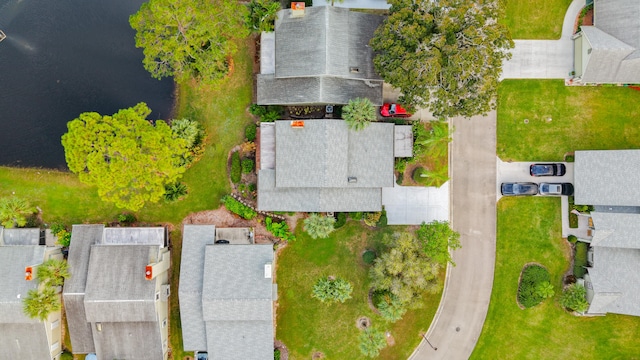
362,250,376,265
245,123,257,141
230,152,242,183
412,167,429,185
249,104,266,116
164,182,188,202
350,212,363,220
61,351,73,360
242,158,255,174
567,235,577,244
117,213,136,224
334,212,347,228
517,264,551,308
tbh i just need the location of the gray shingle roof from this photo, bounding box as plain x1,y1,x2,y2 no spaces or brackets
574,150,640,206
179,225,216,351
257,6,384,105
591,212,640,248
0,227,41,245
92,321,164,360
0,323,51,360
205,321,273,360
102,227,165,246
84,245,158,322
275,120,394,188
0,246,46,324
588,246,640,316
596,0,640,49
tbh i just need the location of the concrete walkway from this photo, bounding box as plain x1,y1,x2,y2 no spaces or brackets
410,112,497,360
382,182,449,225
501,0,584,79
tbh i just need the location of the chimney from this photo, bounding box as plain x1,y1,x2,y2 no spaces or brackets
145,251,170,280
264,262,272,279
291,2,305,17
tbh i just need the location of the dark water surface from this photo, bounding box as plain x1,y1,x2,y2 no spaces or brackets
0,0,175,168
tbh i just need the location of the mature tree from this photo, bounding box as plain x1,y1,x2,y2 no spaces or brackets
343,98,376,131
416,221,461,265
303,213,336,239
23,287,61,321
130,0,249,84
36,259,70,287
370,0,514,118
559,283,589,313
312,276,353,304
61,103,189,211
358,327,387,358
369,232,441,306
377,292,407,323
245,0,281,33
0,196,36,228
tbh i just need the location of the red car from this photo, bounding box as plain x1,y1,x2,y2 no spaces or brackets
380,103,412,118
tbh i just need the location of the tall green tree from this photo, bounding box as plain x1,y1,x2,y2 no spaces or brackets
0,196,36,228
416,221,461,265
370,0,513,118
369,232,441,307
245,0,281,33
303,213,336,239
61,103,189,211
36,259,70,287
23,287,61,321
343,98,376,131
130,0,249,84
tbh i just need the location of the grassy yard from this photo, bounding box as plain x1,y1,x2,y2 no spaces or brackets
0,37,254,226
497,80,640,161
471,197,640,359
276,220,443,360
500,0,572,39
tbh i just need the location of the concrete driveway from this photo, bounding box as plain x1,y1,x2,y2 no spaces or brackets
410,111,497,360
501,0,583,79
382,182,450,225
496,158,574,201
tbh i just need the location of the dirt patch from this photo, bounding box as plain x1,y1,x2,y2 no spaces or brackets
385,331,396,347
312,351,325,360
356,316,372,330
274,340,290,360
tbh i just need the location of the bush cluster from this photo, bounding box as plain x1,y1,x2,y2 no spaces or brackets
560,283,589,313
50,223,71,247
164,182,188,202
377,292,407,323
517,264,552,308
334,212,347,228
265,217,295,241
245,123,257,141
241,158,255,174
249,104,283,122
350,212,364,220
573,242,588,278
312,276,353,304
230,152,242,183
364,212,382,227
362,250,376,265
222,196,257,220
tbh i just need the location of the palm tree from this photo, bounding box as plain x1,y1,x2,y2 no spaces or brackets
36,259,70,287
358,327,387,358
343,98,376,131
0,196,36,228
415,121,453,158
303,213,336,239
23,287,61,321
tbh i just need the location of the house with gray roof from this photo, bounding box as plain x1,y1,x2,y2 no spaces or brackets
257,119,412,212
179,225,276,360
573,150,640,316
573,0,640,84
0,227,63,360
63,225,171,360
257,5,385,106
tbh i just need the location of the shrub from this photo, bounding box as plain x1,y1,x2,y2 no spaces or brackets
274,349,281,360
574,242,588,278
560,283,589,313
303,213,336,239
249,104,266,116
350,212,364,220
230,152,242,183
242,158,255,174
565,155,575,162
358,327,387,358
0,196,36,228
164,181,188,202
244,0,280,33
396,171,404,185
245,123,257,141
249,183,257,192
343,98,376,131
377,292,407,323
378,209,388,227
362,250,376,265
535,281,555,299
567,235,577,244
517,264,551,308
265,217,295,241
261,110,280,122
117,213,136,224
50,223,71,247
364,212,382,227
222,196,257,220
61,351,74,360
312,276,353,304
413,167,429,184
334,212,347,228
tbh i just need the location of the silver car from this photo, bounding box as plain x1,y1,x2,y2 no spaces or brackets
539,183,574,196
501,182,539,196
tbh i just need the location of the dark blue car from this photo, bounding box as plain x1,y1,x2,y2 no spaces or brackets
530,163,566,177
501,182,539,196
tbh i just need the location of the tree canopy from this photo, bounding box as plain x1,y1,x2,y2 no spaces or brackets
303,213,336,239
130,0,249,84
370,0,513,118
416,221,461,265
61,103,190,211
343,98,376,131
244,0,281,33
0,196,35,228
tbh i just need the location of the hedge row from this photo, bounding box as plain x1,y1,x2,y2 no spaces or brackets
222,196,257,220
574,242,588,278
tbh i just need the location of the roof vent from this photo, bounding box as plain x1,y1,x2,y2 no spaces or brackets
264,262,272,278
291,120,304,128
25,266,33,281
350,67,360,73
291,2,305,17
348,177,357,183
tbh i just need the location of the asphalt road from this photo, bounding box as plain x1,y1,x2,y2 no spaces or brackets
410,112,497,360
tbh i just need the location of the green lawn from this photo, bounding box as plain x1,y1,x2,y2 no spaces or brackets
497,80,640,161
500,0,572,39
276,220,443,360
471,197,640,359
0,38,254,226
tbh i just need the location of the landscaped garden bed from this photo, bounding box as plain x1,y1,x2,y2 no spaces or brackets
395,121,450,187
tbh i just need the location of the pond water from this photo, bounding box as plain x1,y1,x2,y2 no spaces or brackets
0,0,175,169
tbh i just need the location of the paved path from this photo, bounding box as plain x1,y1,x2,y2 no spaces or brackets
382,182,449,225
501,0,583,79
410,112,497,360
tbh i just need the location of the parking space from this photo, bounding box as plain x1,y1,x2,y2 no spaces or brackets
382,182,450,225
496,157,574,201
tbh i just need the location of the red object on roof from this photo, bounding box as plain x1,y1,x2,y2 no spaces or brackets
145,265,153,280
25,266,33,281
291,120,305,128
380,103,412,118
291,2,305,10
